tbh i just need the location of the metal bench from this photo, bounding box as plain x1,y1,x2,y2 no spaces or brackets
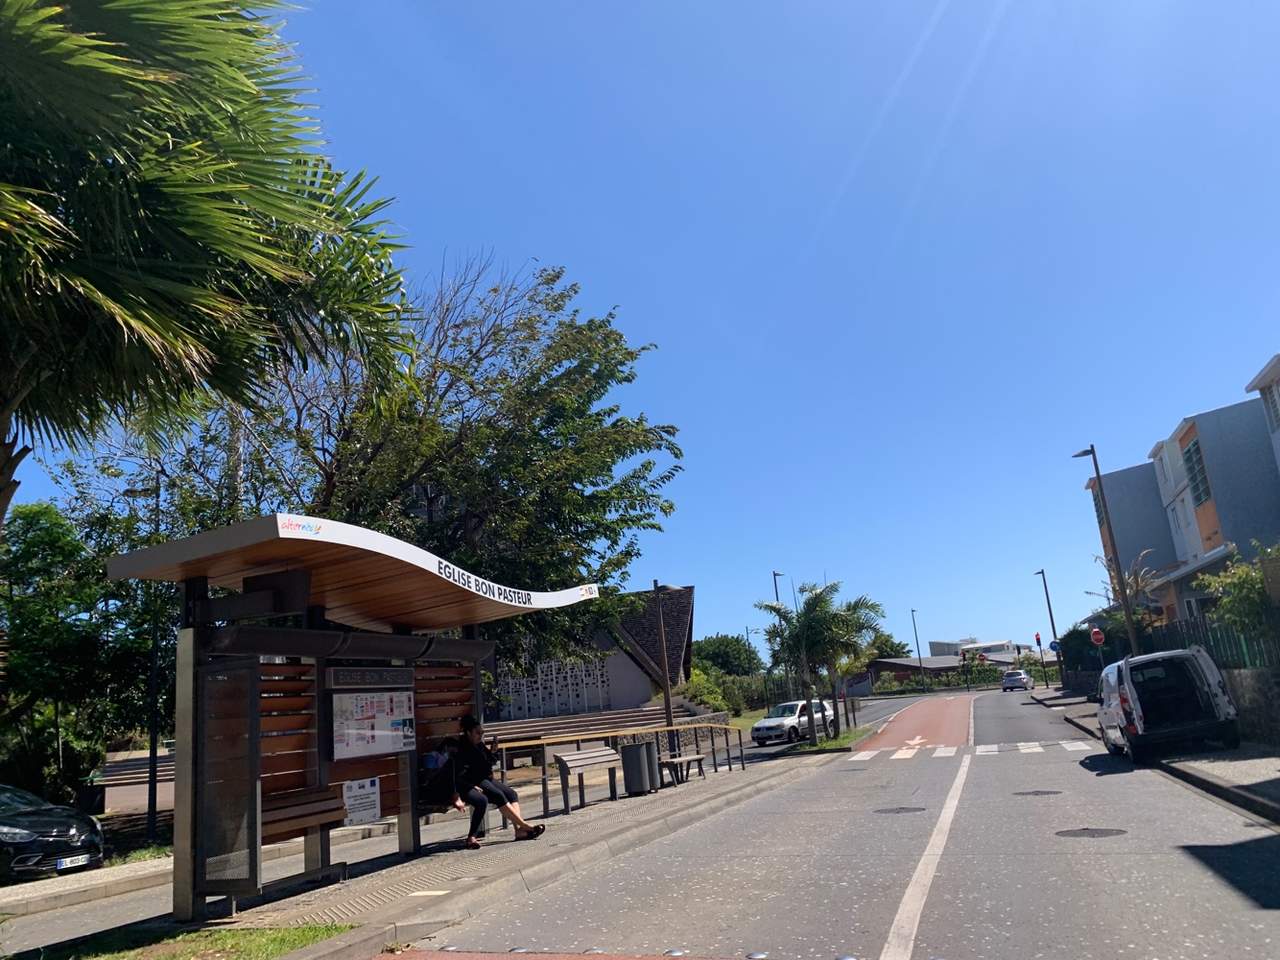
659,753,706,786
552,747,620,814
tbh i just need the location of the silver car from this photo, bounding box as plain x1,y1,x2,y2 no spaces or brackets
1001,669,1035,692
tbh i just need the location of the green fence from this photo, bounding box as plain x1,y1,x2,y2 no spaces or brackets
1147,618,1280,670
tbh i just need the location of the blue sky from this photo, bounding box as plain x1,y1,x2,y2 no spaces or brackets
15,1,1279,657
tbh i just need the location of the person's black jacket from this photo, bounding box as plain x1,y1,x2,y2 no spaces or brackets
454,738,497,791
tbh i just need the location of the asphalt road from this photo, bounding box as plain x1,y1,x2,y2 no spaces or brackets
424,693,1280,959
738,695,925,761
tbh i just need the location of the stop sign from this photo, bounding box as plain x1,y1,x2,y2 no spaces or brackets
1090,627,1105,646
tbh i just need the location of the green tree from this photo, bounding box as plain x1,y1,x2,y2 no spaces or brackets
757,582,884,739
693,633,765,676
1194,542,1280,637
867,629,910,659
0,502,162,799
0,0,407,533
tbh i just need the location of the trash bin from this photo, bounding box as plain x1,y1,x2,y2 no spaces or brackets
644,738,660,791
620,743,650,796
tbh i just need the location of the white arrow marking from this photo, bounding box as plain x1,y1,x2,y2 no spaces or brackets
905,735,926,746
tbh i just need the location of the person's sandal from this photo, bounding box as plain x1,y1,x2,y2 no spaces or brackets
520,824,545,841
463,837,481,850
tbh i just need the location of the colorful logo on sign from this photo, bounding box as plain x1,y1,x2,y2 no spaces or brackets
280,515,323,536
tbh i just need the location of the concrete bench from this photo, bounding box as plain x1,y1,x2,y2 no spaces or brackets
659,753,706,786
552,747,620,814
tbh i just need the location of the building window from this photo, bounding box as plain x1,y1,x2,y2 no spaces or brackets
1182,439,1211,506
1168,505,1181,532
1265,383,1280,432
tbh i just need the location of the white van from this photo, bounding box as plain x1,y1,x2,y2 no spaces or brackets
1095,645,1239,764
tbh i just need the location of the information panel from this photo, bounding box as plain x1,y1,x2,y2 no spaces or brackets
332,691,416,759
342,777,381,825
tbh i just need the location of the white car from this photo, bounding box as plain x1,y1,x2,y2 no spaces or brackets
1095,646,1239,764
1001,669,1035,692
751,699,835,745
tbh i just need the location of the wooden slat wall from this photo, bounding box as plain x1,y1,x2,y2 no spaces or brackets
415,664,475,746
259,661,318,812
251,658,475,841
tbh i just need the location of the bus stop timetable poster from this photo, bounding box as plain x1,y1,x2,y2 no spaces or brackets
332,691,416,759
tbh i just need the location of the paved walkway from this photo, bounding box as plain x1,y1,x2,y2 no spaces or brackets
228,754,825,931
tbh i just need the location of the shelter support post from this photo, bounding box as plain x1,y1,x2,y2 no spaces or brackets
398,750,420,854
173,625,200,921
173,575,207,922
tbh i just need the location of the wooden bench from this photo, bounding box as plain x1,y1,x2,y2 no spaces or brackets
552,747,620,815
659,753,706,787
260,786,346,843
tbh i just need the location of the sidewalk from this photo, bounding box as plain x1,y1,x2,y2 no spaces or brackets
1028,686,1280,824
0,815,405,918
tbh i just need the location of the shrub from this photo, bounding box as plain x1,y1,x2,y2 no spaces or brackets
676,667,729,713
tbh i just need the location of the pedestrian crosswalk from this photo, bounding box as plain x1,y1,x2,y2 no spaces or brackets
849,739,1096,762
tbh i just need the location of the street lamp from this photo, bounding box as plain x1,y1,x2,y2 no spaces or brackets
653,580,679,754
1073,445,1140,656
123,471,163,842
1035,569,1060,685
909,608,926,689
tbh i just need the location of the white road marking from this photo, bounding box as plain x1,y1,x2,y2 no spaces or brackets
850,749,880,761
967,694,976,746
878,753,973,960
1060,740,1091,751
1051,706,1065,711
1017,742,1044,753
905,735,926,746
932,746,957,757
890,748,918,759
975,744,998,755
408,889,451,896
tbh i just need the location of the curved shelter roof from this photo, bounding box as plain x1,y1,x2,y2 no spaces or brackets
107,513,599,633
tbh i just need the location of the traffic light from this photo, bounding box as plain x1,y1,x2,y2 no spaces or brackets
1035,632,1042,646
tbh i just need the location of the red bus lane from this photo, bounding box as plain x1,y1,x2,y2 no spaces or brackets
857,694,974,751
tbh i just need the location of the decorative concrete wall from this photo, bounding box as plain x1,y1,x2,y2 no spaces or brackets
1222,668,1280,745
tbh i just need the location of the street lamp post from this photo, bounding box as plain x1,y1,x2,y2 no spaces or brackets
1073,445,1141,656
910,608,926,690
123,469,163,842
1035,569,1060,685
774,570,818,744
653,580,678,754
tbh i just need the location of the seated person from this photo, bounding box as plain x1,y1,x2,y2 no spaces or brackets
453,715,544,849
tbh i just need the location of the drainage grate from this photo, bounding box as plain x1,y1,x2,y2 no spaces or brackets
1056,827,1126,838
1013,790,1063,796
874,806,926,814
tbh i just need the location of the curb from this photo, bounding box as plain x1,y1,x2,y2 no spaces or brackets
1156,759,1280,826
0,820,403,918
1030,687,1280,825
279,755,829,960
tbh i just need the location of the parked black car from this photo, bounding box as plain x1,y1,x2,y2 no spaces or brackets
0,783,104,881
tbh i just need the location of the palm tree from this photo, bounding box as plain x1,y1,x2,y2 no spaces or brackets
757,582,885,739
0,1,408,533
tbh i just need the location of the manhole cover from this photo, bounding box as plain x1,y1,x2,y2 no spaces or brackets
874,806,926,814
1013,789,1063,796
1056,827,1126,838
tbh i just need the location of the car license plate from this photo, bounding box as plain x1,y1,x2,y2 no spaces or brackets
56,853,90,870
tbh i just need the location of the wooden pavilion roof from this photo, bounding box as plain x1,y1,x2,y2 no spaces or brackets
107,514,599,633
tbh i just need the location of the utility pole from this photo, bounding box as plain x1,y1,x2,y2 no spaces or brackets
1035,569,1060,684
910,608,926,690
1074,445,1141,656
653,580,677,754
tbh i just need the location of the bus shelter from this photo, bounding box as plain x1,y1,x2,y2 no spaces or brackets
108,514,598,921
